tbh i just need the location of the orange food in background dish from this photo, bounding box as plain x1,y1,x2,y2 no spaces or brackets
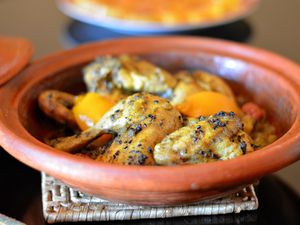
71,0,241,25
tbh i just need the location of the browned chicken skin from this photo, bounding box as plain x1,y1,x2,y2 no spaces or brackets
84,55,177,97
83,55,235,105
171,72,203,105
37,56,274,166
193,71,235,99
38,90,77,129
171,71,235,105
154,112,254,165
39,91,257,166
50,93,183,165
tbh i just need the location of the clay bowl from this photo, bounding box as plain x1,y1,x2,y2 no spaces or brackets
0,37,300,206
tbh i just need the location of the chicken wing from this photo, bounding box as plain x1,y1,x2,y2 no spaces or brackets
193,71,235,99
171,71,235,105
84,55,177,98
38,90,77,129
171,71,204,105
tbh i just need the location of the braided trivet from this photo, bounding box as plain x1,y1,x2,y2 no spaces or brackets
42,173,258,223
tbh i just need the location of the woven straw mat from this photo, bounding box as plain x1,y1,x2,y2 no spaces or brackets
42,173,258,223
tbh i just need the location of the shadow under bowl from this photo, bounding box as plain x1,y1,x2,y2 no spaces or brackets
0,37,300,206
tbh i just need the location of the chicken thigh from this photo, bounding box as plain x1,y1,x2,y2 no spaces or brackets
154,111,254,165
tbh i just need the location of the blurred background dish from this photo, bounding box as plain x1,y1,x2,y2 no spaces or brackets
55,0,259,34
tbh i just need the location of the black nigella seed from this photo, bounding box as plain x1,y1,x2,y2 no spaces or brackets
216,111,226,117
137,154,148,165
148,114,156,120
147,147,153,153
200,150,207,157
135,124,142,134
113,150,120,159
210,118,227,129
240,141,247,154
211,153,218,159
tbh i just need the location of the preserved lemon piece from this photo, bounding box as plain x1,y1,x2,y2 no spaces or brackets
176,91,240,117
72,93,114,130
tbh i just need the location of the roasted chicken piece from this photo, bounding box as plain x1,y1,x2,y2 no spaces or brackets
171,71,235,105
38,90,77,129
193,71,235,99
84,55,235,105
154,111,254,165
50,93,183,165
84,55,177,98
241,102,277,148
171,72,203,105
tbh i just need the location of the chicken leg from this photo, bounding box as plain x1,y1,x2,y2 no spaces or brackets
50,93,183,165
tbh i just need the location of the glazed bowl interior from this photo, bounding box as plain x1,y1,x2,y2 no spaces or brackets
1,37,300,206
21,52,294,141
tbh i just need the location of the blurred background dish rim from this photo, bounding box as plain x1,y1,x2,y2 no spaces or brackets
55,0,260,34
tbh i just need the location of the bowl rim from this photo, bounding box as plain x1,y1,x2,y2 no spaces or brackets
0,36,300,193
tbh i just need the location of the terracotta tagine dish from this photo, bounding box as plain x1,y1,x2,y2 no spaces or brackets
0,36,300,206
